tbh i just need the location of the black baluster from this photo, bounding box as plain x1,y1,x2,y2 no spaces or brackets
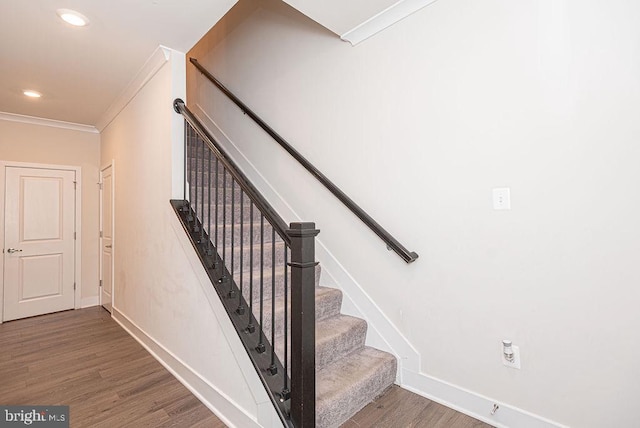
219,169,227,283
213,158,219,269
228,179,236,298
207,149,212,256
245,203,255,334
200,139,205,243
186,126,193,223
236,192,245,315
282,246,290,396
193,135,199,233
181,120,188,212
268,227,277,375
256,216,265,354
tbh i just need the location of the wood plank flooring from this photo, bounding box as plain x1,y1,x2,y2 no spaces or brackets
0,307,224,427
344,386,492,428
0,307,492,428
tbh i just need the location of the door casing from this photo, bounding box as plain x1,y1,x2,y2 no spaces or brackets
99,161,114,311
0,161,82,323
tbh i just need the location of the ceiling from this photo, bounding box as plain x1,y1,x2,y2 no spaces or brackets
0,0,236,127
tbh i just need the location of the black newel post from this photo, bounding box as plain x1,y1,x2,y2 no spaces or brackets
288,222,319,428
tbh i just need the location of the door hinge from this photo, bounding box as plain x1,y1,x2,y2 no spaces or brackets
73,181,77,190
99,182,103,190
99,279,103,288
74,232,76,240
100,231,103,238
73,282,76,291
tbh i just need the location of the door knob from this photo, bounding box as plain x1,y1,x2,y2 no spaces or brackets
6,248,22,253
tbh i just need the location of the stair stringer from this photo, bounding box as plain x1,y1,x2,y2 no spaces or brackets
169,207,285,428
193,103,421,384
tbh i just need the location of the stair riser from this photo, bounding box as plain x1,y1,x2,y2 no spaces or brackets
237,264,322,304
316,349,397,428
191,222,279,247
191,202,269,227
188,203,262,223
190,183,244,204
239,271,288,306
205,221,281,247
216,241,286,274
189,170,238,189
256,288,342,341
272,320,367,376
187,175,230,192
316,319,367,370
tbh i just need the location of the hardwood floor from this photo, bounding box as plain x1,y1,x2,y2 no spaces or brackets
0,307,224,427
343,386,492,428
1,307,491,428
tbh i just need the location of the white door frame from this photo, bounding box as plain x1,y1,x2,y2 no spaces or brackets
0,160,82,324
99,161,114,310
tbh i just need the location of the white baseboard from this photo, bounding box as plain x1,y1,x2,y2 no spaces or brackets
402,369,566,428
189,103,566,428
80,296,99,308
111,307,261,428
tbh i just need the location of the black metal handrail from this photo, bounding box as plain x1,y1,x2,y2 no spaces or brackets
174,98,290,245
190,57,418,264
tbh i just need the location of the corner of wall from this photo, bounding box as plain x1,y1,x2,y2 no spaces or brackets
96,46,171,132
170,49,187,199
340,0,440,45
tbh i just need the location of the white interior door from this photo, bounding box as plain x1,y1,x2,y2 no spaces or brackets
100,164,113,312
3,166,76,321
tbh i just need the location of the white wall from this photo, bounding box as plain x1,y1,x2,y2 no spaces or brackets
0,120,100,304
187,0,640,426
100,49,279,428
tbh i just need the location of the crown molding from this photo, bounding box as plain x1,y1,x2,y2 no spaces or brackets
0,111,98,133
95,45,172,132
341,0,439,45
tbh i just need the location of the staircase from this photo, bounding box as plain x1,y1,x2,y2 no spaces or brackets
174,124,397,427
226,201,396,428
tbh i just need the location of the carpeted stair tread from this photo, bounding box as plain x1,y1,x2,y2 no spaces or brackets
210,221,281,247
200,203,263,223
316,346,397,428
224,241,286,273
315,286,343,321
191,184,243,204
315,315,367,370
237,264,322,304
257,287,343,340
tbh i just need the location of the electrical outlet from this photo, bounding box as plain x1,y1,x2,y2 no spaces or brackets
502,344,521,369
493,188,511,210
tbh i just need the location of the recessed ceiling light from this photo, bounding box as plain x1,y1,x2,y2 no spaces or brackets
23,90,42,98
56,9,89,27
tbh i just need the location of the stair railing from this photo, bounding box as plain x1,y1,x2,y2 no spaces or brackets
172,98,317,427
189,58,418,264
